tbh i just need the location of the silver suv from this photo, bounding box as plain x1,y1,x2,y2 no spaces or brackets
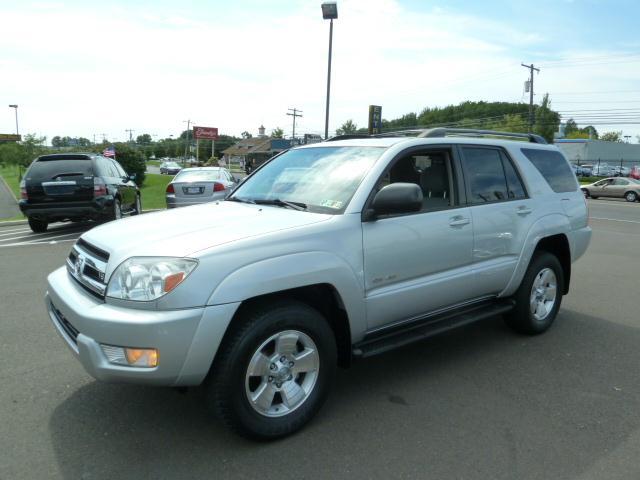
46,128,591,439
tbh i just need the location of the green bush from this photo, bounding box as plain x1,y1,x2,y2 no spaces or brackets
110,143,146,186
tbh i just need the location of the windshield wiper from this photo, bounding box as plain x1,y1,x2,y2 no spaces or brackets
226,196,256,204
253,199,307,211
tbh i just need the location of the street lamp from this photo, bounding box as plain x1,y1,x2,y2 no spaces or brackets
321,2,337,140
8,104,19,136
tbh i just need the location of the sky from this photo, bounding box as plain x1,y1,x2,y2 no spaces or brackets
2,0,640,143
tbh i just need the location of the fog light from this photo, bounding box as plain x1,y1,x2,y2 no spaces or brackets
101,344,158,368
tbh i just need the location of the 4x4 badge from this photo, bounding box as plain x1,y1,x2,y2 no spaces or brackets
75,255,85,277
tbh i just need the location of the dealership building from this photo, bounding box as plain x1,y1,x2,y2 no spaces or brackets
555,139,640,169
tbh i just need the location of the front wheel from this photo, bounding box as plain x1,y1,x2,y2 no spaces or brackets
625,191,638,202
581,188,590,198
505,252,564,335
132,195,142,215
206,300,337,440
111,199,122,221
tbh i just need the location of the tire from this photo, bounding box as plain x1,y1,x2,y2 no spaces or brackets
624,191,638,203
111,199,122,221
28,217,48,233
505,252,564,335
591,195,598,199
132,195,142,215
581,188,590,198
206,299,337,440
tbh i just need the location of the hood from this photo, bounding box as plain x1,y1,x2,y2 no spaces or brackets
80,201,331,262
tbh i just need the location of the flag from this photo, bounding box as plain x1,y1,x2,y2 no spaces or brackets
103,146,115,158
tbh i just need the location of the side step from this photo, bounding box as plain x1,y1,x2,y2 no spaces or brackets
352,299,515,359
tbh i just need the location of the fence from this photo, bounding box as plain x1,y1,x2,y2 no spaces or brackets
567,158,639,176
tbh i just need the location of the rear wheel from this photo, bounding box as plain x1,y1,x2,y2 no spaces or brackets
28,217,48,233
625,191,638,202
505,252,564,335
206,300,337,440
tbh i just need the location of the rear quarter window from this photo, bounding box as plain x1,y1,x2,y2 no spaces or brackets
521,148,578,193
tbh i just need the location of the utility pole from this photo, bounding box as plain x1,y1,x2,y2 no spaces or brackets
521,63,540,133
183,120,193,166
287,108,303,145
100,133,108,143
125,129,135,143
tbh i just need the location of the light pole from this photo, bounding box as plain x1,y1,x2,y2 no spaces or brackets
183,119,193,166
321,2,337,140
8,104,19,136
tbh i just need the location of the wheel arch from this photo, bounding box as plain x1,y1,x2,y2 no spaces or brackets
222,284,353,368
533,234,571,295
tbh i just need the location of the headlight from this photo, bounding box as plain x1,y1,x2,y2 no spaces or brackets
106,257,197,301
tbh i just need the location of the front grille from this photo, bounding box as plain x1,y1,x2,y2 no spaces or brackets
77,238,109,262
51,303,79,344
67,239,109,298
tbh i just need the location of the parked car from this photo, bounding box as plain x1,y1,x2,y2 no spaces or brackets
629,165,640,180
165,167,238,208
160,161,182,175
46,129,590,439
612,166,630,177
19,153,141,233
592,163,614,177
578,164,593,177
581,177,640,202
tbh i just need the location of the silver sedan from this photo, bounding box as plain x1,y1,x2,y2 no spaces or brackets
166,167,238,208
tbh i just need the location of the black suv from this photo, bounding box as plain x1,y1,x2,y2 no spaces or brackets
19,153,141,233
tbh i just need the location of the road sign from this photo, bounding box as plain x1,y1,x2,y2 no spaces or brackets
368,105,382,134
193,126,219,140
0,134,21,143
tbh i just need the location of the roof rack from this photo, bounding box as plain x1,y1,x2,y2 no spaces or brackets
326,128,547,144
417,128,547,144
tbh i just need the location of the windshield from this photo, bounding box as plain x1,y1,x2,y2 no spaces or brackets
174,169,223,182
229,146,384,214
165,162,180,168
629,178,640,184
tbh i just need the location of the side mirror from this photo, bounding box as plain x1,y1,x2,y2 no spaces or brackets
129,173,137,181
365,183,423,220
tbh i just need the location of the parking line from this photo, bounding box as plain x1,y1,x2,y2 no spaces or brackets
0,228,32,236
0,233,82,248
0,229,85,243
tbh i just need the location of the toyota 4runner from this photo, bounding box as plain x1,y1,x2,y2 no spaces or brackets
45,128,591,439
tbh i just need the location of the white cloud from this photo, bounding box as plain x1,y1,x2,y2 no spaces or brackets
1,0,638,141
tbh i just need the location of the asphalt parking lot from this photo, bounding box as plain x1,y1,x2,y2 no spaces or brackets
1,199,639,479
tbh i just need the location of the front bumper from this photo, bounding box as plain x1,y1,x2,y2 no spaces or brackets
46,266,239,386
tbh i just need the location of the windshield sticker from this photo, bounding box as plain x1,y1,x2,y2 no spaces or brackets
321,200,343,209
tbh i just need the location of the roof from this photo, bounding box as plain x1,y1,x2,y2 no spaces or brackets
223,137,277,156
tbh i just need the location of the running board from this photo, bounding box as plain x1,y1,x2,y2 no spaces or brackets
352,300,515,359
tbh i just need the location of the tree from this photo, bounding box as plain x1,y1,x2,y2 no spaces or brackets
600,131,623,142
271,127,284,138
136,133,152,145
241,131,252,139
336,119,358,135
534,93,560,143
109,143,146,186
51,136,62,148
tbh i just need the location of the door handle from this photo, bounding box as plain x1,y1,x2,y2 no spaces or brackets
449,216,470,227
516,206,533,216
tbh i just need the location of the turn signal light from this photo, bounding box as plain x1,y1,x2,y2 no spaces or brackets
125,348,159,367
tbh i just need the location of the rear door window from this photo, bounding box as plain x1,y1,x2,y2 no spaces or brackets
26,158,93,182
460,148,509,204
500,152,527,199
521,148,578,193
